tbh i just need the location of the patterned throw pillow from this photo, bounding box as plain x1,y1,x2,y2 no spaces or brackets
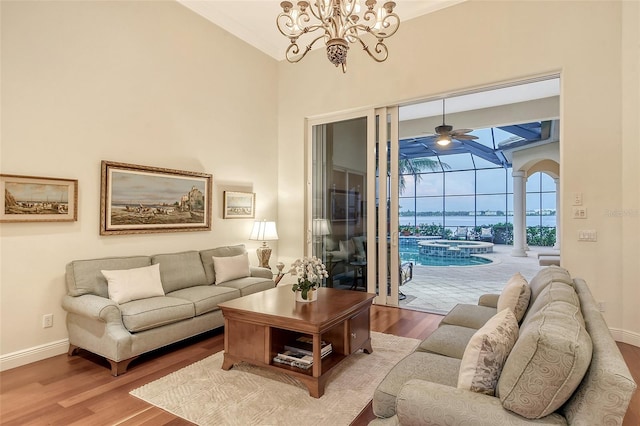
457,309,519,396
497,273,531,322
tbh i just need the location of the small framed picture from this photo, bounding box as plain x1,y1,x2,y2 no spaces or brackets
223,191,255,219
100,161,212,235
1,174,78,223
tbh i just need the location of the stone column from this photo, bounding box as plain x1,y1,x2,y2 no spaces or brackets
511,171,528,257
553,178,561,250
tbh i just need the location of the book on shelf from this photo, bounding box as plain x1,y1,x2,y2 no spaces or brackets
276,350,314,365
284,336,333,358
272,355,312,370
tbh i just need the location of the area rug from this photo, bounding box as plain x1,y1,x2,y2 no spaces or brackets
130,331,419,426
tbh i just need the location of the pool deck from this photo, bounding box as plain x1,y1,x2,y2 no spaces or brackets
400,244,547,314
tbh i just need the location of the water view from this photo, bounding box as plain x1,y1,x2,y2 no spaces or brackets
399,215,557,228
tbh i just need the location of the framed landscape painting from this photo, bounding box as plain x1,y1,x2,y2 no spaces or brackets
100,161,212,235
223,191,255,219
1,174,78,223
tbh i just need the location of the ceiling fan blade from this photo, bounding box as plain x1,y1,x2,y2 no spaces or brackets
451,129,474,134
452,134,479,140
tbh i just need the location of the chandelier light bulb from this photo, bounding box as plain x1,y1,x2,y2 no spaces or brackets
276,0,400,73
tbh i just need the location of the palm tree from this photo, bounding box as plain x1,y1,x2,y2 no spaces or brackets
398,157,450,194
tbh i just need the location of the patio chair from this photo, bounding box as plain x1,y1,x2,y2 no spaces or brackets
452,226,469,240
398,261,413,300
479,226,494,242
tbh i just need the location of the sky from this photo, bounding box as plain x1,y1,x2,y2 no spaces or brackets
110,170,206,205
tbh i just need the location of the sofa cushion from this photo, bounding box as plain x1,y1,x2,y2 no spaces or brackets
66,256,151,298
497,273,531,322
498,300,592,419
440,304,497,330
213,252,250,284
373,352,461,419
416,324,478,359
167,285,240,316
119,296,195,333
217,276,275,297
528,265,573,303
151,251,208,293
520,281,581,330
200,245,247,285
458,309,519,396
352,235,367,259
101,263,165,304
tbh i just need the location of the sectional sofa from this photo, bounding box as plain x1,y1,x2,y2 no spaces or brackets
62,244,274,375
371,266,637,425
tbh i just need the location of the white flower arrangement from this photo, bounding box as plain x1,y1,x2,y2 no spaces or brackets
290,256,329,300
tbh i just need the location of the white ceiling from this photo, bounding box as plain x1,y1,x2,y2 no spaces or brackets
176,0,466,61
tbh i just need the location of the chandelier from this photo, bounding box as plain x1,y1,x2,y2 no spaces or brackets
276,0,400,73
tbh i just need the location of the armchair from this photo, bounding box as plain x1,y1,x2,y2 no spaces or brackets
452,226,469,240
479,226,494,242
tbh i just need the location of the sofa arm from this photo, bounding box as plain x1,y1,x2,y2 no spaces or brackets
395,380,567,426
62,294,122,324
478,293,500,308
250,266,273,280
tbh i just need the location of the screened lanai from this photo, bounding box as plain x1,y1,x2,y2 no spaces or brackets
396,120,558,249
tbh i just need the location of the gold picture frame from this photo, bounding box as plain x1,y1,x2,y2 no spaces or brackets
100,161,212,235
1,174,78,223
223,191,255,219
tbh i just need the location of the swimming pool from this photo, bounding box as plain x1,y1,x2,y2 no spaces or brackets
400,241,494,267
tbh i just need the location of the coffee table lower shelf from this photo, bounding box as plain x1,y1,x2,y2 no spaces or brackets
221,349,361,398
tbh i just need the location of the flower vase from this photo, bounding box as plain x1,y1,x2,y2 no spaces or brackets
295,288,317,302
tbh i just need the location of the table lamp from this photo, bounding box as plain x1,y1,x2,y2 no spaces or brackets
249,220,278,269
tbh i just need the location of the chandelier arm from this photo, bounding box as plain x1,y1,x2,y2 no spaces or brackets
373,12,400,38
356,37,389,63
284,34,326,63
309,1,329,22
346,10,399,40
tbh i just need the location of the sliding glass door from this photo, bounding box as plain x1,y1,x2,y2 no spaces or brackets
307,107,400,306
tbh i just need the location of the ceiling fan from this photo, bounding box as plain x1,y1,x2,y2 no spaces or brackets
428,99,478,147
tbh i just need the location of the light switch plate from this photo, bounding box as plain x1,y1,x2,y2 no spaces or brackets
578,230,597,241
572,192,583,206
572,207,587,219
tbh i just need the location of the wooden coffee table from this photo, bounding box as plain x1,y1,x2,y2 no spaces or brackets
218,285,375,398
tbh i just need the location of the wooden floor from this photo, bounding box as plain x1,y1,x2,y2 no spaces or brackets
0,306,638,426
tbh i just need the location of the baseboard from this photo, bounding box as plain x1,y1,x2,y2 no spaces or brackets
611,328,640,348
0,339,69,372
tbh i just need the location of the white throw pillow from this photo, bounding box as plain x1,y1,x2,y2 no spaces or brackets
497,272,531,322
102,263,165,304
213,252,250,284
458,309,519,396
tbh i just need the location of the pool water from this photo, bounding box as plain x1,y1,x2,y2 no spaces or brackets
400,245,493,267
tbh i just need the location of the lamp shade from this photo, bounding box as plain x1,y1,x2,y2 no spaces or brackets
312,218,331,236
249,220,278,241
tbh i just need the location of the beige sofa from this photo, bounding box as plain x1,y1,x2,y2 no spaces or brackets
62,244,274,375
371,266,637,425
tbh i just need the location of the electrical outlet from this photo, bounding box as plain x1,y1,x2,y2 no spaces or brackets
43,314,53,328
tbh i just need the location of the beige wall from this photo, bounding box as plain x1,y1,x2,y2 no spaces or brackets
277,0,640,345
0,1,278,367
